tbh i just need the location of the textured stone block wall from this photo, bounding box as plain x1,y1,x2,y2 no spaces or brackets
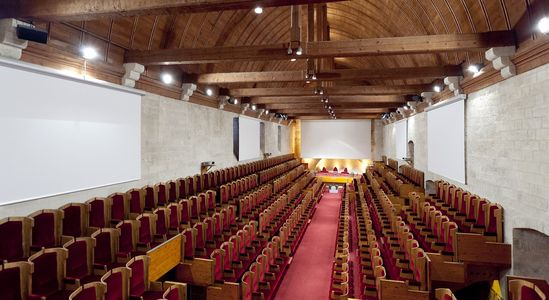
0,92,292,217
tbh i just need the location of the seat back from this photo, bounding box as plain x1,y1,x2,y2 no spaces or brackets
154,207,170,238
182,228,196,259
179,199,192,225
156,182,169,207
210,249,225,282
108,193,129,223
509,279,547,300
435,288,457,300
116,220,139,257
127,188,145,217
167,203,182,232
64,237,95,281
69,281,107,300
0,261,32,300
143,185,159,211
162,282,188,300
194,174,203,193
126,255,151,298
166,180,180,203
29,209,63,250
101,267,131,300
91,228,120,267
177,177,188,199
29,248,68,297
136,213,157,247
86,197,111,231
60,203,89,238
241,271,253,300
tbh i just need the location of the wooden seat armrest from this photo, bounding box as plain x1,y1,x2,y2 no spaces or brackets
149,281,163,291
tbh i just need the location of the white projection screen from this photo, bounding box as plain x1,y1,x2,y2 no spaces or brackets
394,119,407,160
238,116,261,161
427,97,466,183
301,120,371,159
0,60,142,205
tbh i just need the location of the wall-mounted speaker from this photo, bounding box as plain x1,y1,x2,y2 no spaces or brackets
16,25,48,44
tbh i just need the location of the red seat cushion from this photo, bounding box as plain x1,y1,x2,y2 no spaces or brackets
0,267,22,300
129,260,146,297
0,221,24,261
32,252,59,297
522,286,544,300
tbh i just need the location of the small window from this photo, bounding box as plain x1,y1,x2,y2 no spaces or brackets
277,126,282,152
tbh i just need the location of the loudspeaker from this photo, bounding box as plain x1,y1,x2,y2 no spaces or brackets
16,25,48,44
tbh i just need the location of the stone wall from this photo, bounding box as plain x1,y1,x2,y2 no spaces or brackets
382,63,549,280
0,92,292,218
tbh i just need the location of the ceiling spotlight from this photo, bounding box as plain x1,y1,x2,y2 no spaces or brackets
251,104,257,110
234,98,239,104
254,6,263,14
161,73,173,84
305,80,311,84
206,88,213,96
538,16,549,34
265,109,269,114
311,74,317,80
287,45,293,55
328,105,332,109
319,89,324,95
467,63,484,74
290,58,297,62
295,46,303,56
433,85,442,93
81,46,98,60
324,104,328,109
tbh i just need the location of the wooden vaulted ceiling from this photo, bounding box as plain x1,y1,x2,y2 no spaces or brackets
2,0,547,120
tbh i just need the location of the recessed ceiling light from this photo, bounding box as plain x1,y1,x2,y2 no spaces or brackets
206,88,213,96
81,46,98,60
538,16,549,34
295,46,303,56
290,58,297,62
305,80,311,84
433,85,442,93
161,73,173,84
254,7,263,14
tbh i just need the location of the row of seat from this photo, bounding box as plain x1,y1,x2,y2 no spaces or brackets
218,174,259,205
398,165,425,188
431,180,504,242
258,159,301,184
241,185,317,300
0,249,187,300
330,189,353,299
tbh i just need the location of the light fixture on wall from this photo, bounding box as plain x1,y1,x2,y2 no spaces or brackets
254,6,263,14
161,73,173,84
467,63,484,75
206,88,214,96
251,104,257,110
433,84,442,93
538,16,549,34
81,46,98,60
265,109,269,114
290,58,297,62
228,97,239,105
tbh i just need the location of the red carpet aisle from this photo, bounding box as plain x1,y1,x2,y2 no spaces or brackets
274,189,342,300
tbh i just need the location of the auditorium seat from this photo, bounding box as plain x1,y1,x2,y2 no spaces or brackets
186,177,195,197
156,182,169,207
101,267,131,300
0,261,32,300
29,209,63,252
91,228,122,273
143,185,158,212
509,279,547,300
182,228,196,259
189,196,201,221
193,222,207,256
179,199,192,228
28,247,71,299
68,281,107,300
108,193,129,225
153,207,171,239
342,168,349,174
435,288,457,300
210,248,225,282
136,213,160,250
86,197,111,234
64,237,101,286
333,167,338,172
194,174,203,194
60,203,89,241
160,281,187,300
115,220,140,261
127,255,187,300
166,180,179,203
177,177,188,199
127,188,145,218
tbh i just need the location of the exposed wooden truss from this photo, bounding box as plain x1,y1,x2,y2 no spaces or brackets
230,85,430,97
125,31,515,65
245,95,410,104
291,114,381,120
197,66,462,84
0,0,343,21
264,102,402,110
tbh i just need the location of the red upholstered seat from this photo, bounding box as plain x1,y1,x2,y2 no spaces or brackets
108,193,128,224
127,188,145,216
154,208,170,239
69,282,107,300
183,228,196,259
186,177,195,196
179,199,192,227
177,178,188,199
194,174,203,193
116,220,139,259
61,203,88,238
0,217,32,262
91,228,122,271
156,183,168,207
333,167,338,172
29,209,62,250
86,197,111,231
29,248,69,299
211,249,225,282
0,261,32,300
101,267,131,300
143,185,158,211
65,237,100,285
166,180,179,203
127,256,163,300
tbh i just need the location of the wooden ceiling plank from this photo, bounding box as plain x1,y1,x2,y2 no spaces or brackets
1,0,344,21
248,95,409,104
197,65,462,84
124,31,515,65
231,85,429,97
266,102,402,110
286,108,389,114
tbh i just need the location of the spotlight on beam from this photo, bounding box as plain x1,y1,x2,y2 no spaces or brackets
161,73,173,84
81,46,98,60
254,7,263,14
433,85,442,93
538,16,549,34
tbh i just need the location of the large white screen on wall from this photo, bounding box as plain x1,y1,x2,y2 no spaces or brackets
238,117,261,161
0,61,141,205
394,120,407,160
301,120,371,159
427,98,466,183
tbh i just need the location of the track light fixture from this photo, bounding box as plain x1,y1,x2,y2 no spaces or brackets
251,104,257,111
254,6,263,14
433,84,442,93
161,73,173,84
538,16,549,34
295,46,303,56
467,63,484,74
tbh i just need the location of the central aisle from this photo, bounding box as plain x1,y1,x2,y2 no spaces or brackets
274,189,342,300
